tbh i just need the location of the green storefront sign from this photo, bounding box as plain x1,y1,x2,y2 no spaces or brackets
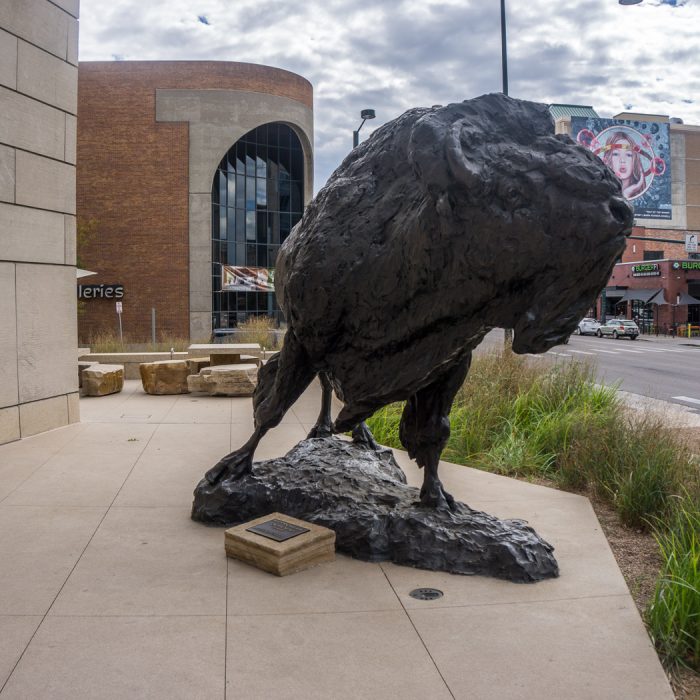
632,263,660,277
672,261,700,271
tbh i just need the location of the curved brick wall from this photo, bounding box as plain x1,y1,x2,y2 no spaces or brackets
77,61,313,342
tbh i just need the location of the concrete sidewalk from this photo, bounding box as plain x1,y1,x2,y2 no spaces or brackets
0,381,673,699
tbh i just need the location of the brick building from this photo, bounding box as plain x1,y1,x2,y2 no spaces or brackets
554,107,700,332
76,61,314,343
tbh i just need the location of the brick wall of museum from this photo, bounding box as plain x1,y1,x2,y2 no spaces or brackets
76,61,313,342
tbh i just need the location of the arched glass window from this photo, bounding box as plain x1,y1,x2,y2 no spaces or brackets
211,123,305,329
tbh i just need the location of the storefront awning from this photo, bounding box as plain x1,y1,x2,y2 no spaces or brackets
677,291,700,305
603,288,626,299
619,288,665,304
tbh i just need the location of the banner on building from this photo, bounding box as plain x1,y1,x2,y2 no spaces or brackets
571,117,672,220
222,266,275,292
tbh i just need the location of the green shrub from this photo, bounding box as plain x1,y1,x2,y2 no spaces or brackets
646,493,700,670
84,329,197,353
365,349,694,529
235,316,280,349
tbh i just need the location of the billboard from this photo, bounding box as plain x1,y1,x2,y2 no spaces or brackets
222,265,275,292
571,117,671,220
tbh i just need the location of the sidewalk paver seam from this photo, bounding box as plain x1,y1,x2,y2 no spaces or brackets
0,428,88,506
0,422,160,695
378,562,456,700
393,591,633,612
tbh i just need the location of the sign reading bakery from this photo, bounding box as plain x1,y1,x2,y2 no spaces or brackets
78,284,124,300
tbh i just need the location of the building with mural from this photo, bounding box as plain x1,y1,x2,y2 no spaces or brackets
552,105,700,333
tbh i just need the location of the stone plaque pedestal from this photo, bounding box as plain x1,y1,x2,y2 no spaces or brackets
224,512,335,576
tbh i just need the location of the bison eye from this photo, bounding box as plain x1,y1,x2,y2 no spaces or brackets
501,186,521,208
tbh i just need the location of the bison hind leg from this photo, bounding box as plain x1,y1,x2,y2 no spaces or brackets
306,378,384,452
399,353,473,510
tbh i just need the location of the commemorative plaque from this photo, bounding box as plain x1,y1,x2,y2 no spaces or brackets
246,518,310,542
225,512,335,576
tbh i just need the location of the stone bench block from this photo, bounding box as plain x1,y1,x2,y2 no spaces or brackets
82,364,124,397
186,357,211,375
187,363,258,397
78,360,97,388
139,360,190,395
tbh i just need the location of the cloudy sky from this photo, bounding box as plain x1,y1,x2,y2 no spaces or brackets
79,0,700,192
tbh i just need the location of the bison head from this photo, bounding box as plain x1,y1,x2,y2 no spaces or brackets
408,94,633,354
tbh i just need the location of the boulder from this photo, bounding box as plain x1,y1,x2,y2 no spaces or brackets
186,357,211,375
82,364,124,397
139,360,190,395
78,361,98,388
188,364,258,396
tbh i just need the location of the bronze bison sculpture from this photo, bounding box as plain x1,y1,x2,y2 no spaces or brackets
203,92,633,509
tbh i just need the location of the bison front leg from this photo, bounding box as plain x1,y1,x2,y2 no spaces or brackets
205,330,316,484
399,353,472,509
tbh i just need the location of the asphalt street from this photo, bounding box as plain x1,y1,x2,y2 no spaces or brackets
478,329,700,413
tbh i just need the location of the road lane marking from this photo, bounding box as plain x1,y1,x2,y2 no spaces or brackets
548,352,571,357
672,396,700,406
607,347,644,353
590,349,621,354
567,349,595,355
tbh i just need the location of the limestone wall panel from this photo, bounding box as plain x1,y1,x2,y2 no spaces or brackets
0,87,66,161
16,264,77,404
17,40,78,114
0,406,20,444
0,145,15,203
16,151,76,214
0,0,70,61
0,202,66,264
19,395,69,438
0,263,19,409
66,18,79,66
64,215,77,265
50,0,80,19
0,28,17,89
65,114,77,164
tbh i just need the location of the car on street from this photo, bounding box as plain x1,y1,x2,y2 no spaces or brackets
574,317,601,336
596,319,639,340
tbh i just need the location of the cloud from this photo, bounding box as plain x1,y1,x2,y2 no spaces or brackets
79,0,700,191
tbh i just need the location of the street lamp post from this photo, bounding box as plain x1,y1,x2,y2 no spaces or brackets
500,0,508,96
501,2,512,345
352,109,376,148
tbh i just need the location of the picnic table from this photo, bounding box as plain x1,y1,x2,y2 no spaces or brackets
187,343,262,367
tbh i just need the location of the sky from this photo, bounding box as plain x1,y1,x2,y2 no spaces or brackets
78,0,700,193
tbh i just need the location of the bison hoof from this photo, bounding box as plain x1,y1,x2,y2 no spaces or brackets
205,449,253,485
307,422,333,439
419,480,456,511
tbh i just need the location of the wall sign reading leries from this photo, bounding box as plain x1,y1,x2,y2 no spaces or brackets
78,284,124,300
631,263,660,277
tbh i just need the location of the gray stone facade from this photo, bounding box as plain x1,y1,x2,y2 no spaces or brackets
0,0,80,444
156,89,314,339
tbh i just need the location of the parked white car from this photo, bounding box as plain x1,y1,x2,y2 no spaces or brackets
574,318,601,336
596,319,640,340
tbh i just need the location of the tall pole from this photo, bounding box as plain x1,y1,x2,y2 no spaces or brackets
501,0,508,96
501,0,512,348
